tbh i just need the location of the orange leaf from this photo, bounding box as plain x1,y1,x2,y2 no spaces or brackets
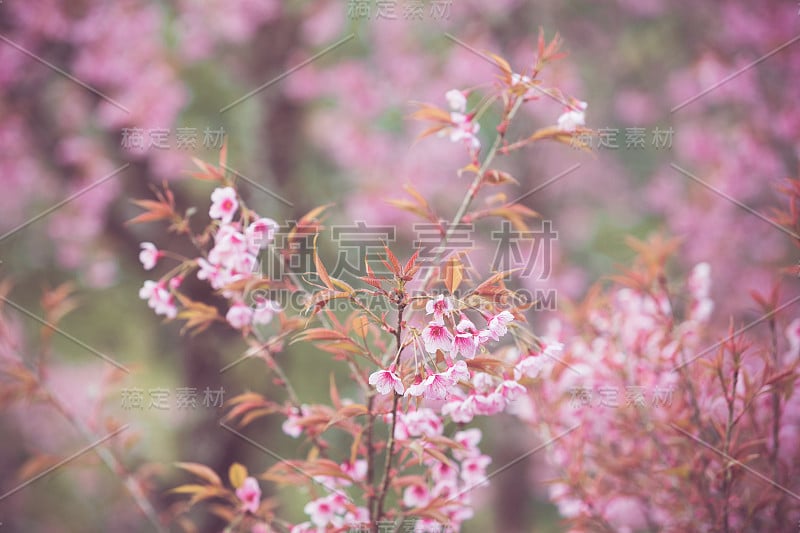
313,234,334,290
330,373,341,409
239,407,279,427
385,199,431,221
324,404,369,430
188,157,225,182
229,463,248,489
175,462,223,486
353,315,370,339
176,295,220,335
444,257,464,293
410,104,453,124
482,169,519,186
487,52,513,77
169,484,209,495
219,139,228,169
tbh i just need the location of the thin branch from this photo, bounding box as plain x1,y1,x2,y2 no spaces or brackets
421,96,525,287
373,299,406,528
43,386,167,533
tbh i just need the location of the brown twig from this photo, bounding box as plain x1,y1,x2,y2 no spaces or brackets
373,298,406,529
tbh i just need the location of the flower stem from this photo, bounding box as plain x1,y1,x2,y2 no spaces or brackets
721,351,740,533
373,299,406,529
421,96,524,287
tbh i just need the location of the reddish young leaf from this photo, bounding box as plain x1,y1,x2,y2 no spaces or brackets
313,234,334,290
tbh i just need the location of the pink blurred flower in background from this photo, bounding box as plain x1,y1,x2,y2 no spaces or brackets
236,477,262,514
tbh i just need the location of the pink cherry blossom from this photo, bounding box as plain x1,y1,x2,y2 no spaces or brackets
344,507,370,528
452,315,480,359
496,379,526,402
404,376,426,398
401,408,444,438
541,340,565,359
557,100,587,131
403,483,431,508
510,72,536,99
139,280,177,319
687,263,714,322
549,483,586,519
453,428,482,459
425,294,453,321
460,454,491,486
340,459,367,482
431,460,458,482
448,504,475,524
455,315,478,333
420,372,453,400
282,406,309,438
472,391,505,416
687,262,711,299
482,310,514,342
603,496,649,532
196,257,217,280
236,476,261,514
209,186,239,223
226,302,253,330
442,395,476,423
229,252,258,279
196,223,262,295
303,496,337,528
514,354,548,380
368,364,404,395
471,372,495,393
415,518,448,532
422,320,454,353
430,478,458,500
689,297,714,323
511,72,532,86
138,280,157,301
138,242,160,270
209,224,249,265
444,360,470,383
455,429,482,450
246,217,279,251
445,89,467,113
446,112,481,150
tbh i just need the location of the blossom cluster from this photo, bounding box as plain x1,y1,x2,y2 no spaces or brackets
131,165,544,530
440,89,481,152
531,255,800,531
278,422,492,532
365,296,562,425
137,184,282,330
272,289,555,531
150,37,577,532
